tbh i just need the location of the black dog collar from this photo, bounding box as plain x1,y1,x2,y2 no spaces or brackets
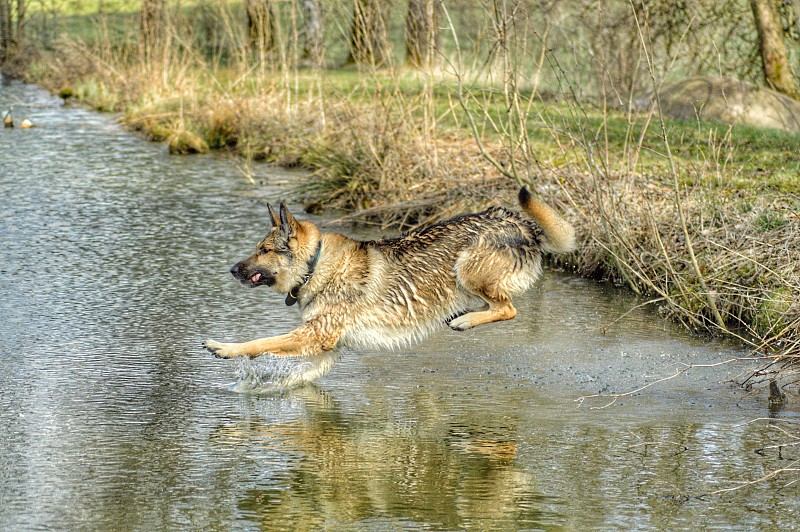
285,241,322,306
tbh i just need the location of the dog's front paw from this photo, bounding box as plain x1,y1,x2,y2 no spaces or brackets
203,339,239,359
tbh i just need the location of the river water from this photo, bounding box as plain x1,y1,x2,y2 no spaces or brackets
1,78,798,530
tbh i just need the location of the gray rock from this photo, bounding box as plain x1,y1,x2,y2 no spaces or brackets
641,77,800,133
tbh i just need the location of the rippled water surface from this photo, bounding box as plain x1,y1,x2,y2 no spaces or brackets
1,78,798,530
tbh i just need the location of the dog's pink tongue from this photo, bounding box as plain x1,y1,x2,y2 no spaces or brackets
251,273,262,283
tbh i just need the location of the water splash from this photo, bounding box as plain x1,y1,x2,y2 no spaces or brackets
226,352,339,394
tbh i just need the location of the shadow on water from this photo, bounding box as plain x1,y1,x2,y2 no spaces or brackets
1,76,799,529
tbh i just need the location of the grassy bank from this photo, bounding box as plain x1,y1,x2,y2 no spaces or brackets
7,1,800,391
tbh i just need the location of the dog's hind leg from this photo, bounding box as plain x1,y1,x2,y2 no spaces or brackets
446,250,520,331
447,295,517,331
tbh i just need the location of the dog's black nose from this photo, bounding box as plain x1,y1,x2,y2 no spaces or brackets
230,262,242,278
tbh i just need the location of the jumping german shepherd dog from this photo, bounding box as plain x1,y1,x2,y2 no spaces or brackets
204,186,576,361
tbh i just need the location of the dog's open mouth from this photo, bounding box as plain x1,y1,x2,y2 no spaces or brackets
243,271,275,287
230,260,275,287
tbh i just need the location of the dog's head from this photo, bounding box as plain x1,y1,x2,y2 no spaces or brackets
230,203,320,294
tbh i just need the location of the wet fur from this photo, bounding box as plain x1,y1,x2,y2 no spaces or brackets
204,186,576,361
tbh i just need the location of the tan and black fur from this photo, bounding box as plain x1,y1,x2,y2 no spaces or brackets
204,186,576,360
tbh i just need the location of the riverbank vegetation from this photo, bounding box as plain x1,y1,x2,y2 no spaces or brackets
2,0,799,389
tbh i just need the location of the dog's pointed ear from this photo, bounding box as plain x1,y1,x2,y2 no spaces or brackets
279,202,298,239
267,203,280,228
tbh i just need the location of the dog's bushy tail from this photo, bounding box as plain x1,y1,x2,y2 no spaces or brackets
518,185,577,254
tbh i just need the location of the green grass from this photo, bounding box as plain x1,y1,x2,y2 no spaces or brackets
272,69,800,193
27,0,141,17
69,55,798,196
20,2,800,202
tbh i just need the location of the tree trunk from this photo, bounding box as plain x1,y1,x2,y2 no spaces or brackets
0,0,10,60
246,0,276,57
0,0,24,58
301,0,324,65
14,0,23,48
347,0,390,66
141,0,165,65
750,0,798,100
405,0,441,68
